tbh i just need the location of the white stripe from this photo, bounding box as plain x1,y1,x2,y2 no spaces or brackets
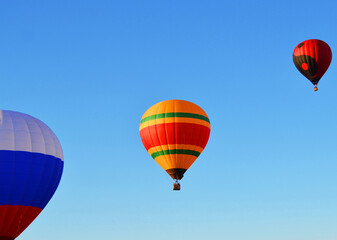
0,110,64,161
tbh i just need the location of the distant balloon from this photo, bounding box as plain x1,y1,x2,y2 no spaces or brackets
139,100,210,190
293,39,332,91
0,110,64,240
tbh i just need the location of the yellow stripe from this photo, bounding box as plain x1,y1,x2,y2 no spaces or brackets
139,117,211,131
147,144,204,156
142,100,209,119
154,155,198,170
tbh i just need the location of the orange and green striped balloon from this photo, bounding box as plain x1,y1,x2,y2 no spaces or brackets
139,100,211,182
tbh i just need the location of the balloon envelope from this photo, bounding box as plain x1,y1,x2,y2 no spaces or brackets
139,100,210,181
293,39,332,88
0,110,64,240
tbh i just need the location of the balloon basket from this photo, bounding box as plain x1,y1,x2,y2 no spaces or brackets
173,182,180,191
314,86,318,91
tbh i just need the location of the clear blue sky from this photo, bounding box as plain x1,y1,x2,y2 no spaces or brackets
1,0,337,239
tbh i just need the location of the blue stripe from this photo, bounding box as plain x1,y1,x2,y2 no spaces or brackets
0,150,64,209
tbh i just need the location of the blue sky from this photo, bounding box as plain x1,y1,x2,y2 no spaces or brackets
1,0,337,239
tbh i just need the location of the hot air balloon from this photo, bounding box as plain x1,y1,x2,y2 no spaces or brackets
139,100,210,190
0,110,64,240
293,39,332,91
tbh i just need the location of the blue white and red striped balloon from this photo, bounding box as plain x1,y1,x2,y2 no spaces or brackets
0,110,64,240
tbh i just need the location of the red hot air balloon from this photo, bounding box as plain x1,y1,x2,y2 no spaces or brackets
293,39,332,91
139,100,210,190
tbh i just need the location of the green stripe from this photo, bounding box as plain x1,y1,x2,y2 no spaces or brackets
151,149,201,159
141,112,210,124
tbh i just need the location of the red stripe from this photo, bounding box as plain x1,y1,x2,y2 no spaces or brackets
0,205,42,239
140,122,210,150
